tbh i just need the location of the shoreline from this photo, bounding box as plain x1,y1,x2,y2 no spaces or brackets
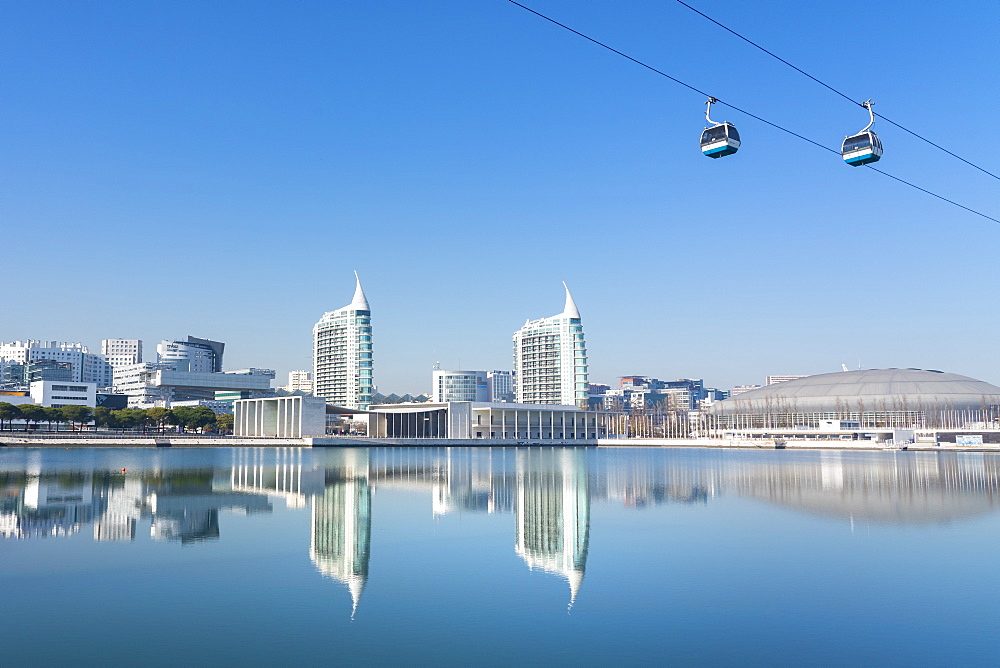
2,434,999,453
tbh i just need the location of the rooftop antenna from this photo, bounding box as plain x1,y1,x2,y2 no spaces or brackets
432,360,440,370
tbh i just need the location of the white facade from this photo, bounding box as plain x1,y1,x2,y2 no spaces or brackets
766,375,808,386
114,363,271,407
234,396,329,438
113,362,174,403
286,370,313,394
512,284,589,408
0,341,112,389
101,339,142,367
432,370,488,403
30,380,97,408
313,273,373,410
368,401,603,441
730,384,762,396
157,337,224,373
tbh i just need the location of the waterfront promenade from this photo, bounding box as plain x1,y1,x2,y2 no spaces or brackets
3,433,1000,452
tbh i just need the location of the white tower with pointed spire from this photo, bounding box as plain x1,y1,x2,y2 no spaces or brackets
512,282,589,408
312,272,374,410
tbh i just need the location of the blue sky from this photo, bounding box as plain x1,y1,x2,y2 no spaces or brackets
3,1,998,393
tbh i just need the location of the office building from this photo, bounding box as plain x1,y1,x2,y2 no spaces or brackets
730,384,762,396
101,339,142,367
0,361,25,387
512,283,588,408
0,341,112,389
313,272,373,410
432,370,489,403
114,363,272,407
594,376,707,413
157,336,224,373
286,370,314,394
30,380,97,408
27,360,73,383
487,370,515,403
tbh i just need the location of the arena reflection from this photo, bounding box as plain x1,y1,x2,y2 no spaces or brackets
2,447,1000,614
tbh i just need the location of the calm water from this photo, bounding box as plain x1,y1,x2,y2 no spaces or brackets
2,446,999,666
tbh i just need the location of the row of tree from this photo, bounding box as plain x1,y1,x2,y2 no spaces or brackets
0,402,235,434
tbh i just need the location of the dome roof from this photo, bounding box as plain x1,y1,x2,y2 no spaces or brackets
712,369,1000,413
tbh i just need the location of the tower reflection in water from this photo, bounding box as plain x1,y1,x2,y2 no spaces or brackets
309,450,371,619
514,449,590,609
5,447,1000,616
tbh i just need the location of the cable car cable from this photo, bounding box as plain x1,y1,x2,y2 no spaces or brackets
506,0,835,155
504,0,1000,225
865,166,1000,224
673,0,1000,182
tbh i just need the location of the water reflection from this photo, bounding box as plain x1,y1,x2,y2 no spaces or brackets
515,449,589,610
310,450,371,618
1,458,272,542
3,447,1000,612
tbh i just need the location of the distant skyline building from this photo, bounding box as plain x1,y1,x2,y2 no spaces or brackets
730,384,762,396
766,375,808,386
27,360,73,383
101,339,143,367
487,370,515,403
113,363,272,406
157,336,224,373
286,370,313,394
313,273,374,410
512,283,589,408
432,370,489,403
0,341,112,389
591,376,708,412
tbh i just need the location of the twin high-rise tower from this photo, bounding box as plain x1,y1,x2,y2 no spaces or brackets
312,276,589,410
312,273,374,410
512,282,589,408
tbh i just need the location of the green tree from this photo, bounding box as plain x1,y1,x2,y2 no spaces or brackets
115,408,149,430
43,407,64,431
190,406,217,431
112,409,135,430
170,407,195,432
146,407,170,430
171,406,217,432
0,402,21,430
215,413,234,434
93,406,112,429
60,405,94,430
17,404,46,431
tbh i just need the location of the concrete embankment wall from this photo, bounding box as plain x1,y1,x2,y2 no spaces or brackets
0,436,306,448
5,435,999,451
308,437,598,447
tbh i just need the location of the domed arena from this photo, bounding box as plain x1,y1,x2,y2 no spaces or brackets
708,369,1000,433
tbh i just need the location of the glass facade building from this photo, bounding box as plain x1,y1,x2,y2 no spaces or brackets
313,273,373,410
432,370,489,403
512,283,589,408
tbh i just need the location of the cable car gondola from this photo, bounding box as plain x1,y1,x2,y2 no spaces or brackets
842,99,882,166
700,97,740,158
